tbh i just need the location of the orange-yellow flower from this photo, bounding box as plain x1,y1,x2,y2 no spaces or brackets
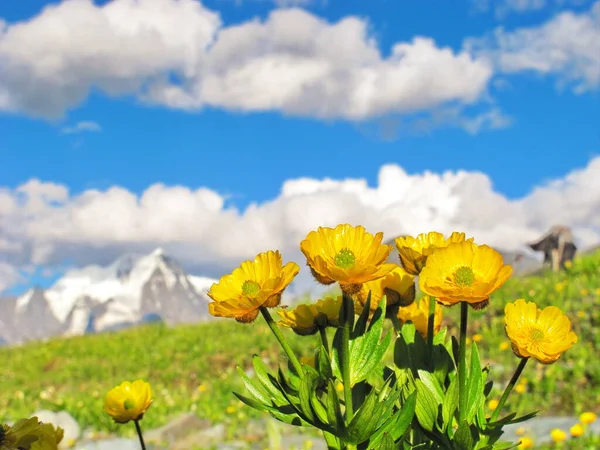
357,265,415,311
419,241,513,307
505,299,578,364
487,399,499,411
580,412,597,425
397,296,443,338
570,423,584,437
278,296,341,335
300,224,395,294
104,380,153,424
517,437,533,449
208,251,299,323
550,428,567,443
395,232,472,275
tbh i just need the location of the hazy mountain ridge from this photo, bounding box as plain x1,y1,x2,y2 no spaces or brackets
0,249,218,346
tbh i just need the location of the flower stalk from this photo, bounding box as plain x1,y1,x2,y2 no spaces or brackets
134,420,146,450
490,357,529,423
260,306,303,376
458,301,469,423
340,292,354,423
427,295,436,368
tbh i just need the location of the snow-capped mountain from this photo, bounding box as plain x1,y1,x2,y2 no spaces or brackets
0,249,218,345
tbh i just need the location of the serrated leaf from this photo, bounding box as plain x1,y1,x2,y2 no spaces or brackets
347,387,383,444
369,391,417,447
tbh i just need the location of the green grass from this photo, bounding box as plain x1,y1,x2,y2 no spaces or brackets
1,250,599,447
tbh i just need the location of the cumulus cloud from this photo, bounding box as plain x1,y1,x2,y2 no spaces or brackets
60,121,102,134
468,1,600,92
472,0,593,17
0,0,492,124
1,157,600,294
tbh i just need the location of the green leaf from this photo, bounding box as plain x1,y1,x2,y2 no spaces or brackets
353,291,372,338
233,391,269,412
298,368,319,423
326,380,345,432
376,432,396,450
417,370,444,405
252,355,287,404
369,391,417,447
442,375,459,432
453,420,474,450
315,345,333,380
466,343,484,422
347,386,383,444
415,379,439,432
237,366,272,405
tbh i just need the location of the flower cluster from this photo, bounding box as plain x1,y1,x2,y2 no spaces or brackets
203,223,578,450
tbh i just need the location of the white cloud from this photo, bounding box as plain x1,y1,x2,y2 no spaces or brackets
60,121,102,134
1,157,599,294
468,1,600,91
0,263,22,292
0,0,492,125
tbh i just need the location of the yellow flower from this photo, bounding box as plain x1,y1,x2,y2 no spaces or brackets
357,265,415,310
515,383,527,394
570,423,584,437
499,342,510,351
208,251,299,323
505,299,578,364
580,412,597,425
517,437,533,449
278,297,342,335
515,427,526,436
577,311,585,318
104,380,153,424
581,289,589,296
226,406,236,414
301,224,395,294
487,399,499,410
564,260,573,268
555,281,568,292
473,334,483,342
394,231,472,275
419,241,513,308
595,288,600,296
397,296,443,338
197,384,207,393
550,428,567,443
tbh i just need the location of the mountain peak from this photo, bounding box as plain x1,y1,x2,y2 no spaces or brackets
151,247,165,257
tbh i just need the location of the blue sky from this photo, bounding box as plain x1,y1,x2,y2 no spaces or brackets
0,0,599,294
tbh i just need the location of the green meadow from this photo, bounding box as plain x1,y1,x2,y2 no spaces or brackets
1,250,599,448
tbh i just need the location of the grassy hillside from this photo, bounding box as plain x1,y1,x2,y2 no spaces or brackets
1,250,599,447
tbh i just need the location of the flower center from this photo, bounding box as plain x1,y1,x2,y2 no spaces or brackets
529,327,545,343
454,266,475,286
123,399,136,411
335,248,356,269
242,280,260,296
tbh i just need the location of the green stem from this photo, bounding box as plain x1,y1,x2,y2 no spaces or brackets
341,293,354,424
134,420,146,450
260,307,303,376
427,296,436,369
490,357,529,423
319,326,330,356
458,301,469,423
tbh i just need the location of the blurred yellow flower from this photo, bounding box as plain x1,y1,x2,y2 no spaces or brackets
104,380,153,424
595,288,600,296
473,334,483,342
570,423,584,437
357,265,415,310
278,296,341,335
397,296,443,338
394,231,471,275
517,437,533,449
555,281,568,292
226,406,236,414
301,224,394,294
581,289,589,296
515,427,526,436
466,337,472,345
515,383,527,394
577,311,585,318
487,399,499,410
550,428,567,443
208,251,299,323
197,384,207,393
580,412,597,425
499,342,510,351
505,299,578,364
419,241,512,308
